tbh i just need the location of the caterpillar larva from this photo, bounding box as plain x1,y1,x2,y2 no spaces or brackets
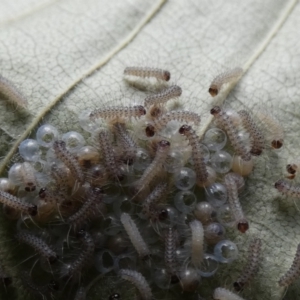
189,219,204,267
165,227,179,283
0,74,28,108
0,190,37,216
50,165,71,194
144,85,182,108
208,67,243,97
238,110,265,156
179,125,216,187
15,231,58,263
120,212,150,259
145,111,201,137
53,140,85,183
124,66,171,81
278,243,300,287
275,179,300,198
89,105,146,121
224,173,249,233
119,269,152,300
213,287,246,300
233,238,262,291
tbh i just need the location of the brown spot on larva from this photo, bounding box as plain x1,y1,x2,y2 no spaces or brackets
145,125,155,137
250,149,262,156
158,209,168,221
28,205,37,216
3,277,12,287
287,164,297,175
210,106,221,115
25,187,30,192
163,71,171,81
179,124,191,135
208,86,218,97
136,105,146,116
237,221,249,233
271,139,283,149
39,188,47,199
150,106,162,118
286,174,296,180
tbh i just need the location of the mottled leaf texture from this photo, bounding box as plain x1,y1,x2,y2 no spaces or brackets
0,0,299,299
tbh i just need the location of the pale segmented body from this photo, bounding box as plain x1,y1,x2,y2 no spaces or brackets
0,75,28,108
211,106,251,161
15,231,58,263
213,287,246,300
0,190,37,216
278,244,300,286
238,110,265,156
144,85,182,108
120,213,150,259
124,66,170,81
119,269,152,300
53,140,85,183
224,173,248,233
165,227,179,282
89,105,146,120
234,238,262,291
208,67,243,97
275,179,300,198
189,219,204,268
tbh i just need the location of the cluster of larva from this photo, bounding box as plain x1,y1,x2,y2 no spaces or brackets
0,65,290,300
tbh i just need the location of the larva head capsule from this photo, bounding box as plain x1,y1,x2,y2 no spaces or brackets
286,164,297,175
237,219,249,233
163,71,171,81
271,139,283,149
145,124,155,137
39,187,47,199
53,140,66,150
210,106,221,116
178,124,191,135
233,281,244,292
109,293,121,300
158,140,171,149
208,85,219,97
28,205,38,216
274,179,285,192
134,105,147,117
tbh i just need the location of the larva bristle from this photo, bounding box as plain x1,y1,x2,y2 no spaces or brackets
190,219,204,267
50,165,71,193
224,173,248,233
0,75,28,108
233,238,262,291
0,190,37,216
89,105,146,121
278,244,300,287
275,179,300,198
53,140,85,183
211,106,251,162
15,231,58,263
124,67,171,81
165,227,179,283
208,67,243,97
144,85,182,108
119,269,152,300
238,110,265,156
213,287,246,300
120,212,150,259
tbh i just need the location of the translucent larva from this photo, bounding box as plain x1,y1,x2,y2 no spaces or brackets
135,140,170,192
165,227,179,283
0,190,37,216
120,212,150,259
211,106,251,162
208,67,243,97
119,269,152,300
0,74,28,108
179,125,216,187
144,85,182,108
124,67,171,81
213,287,246,300
145,111,201,137
224,173,248,233
275,179,300,198
233,238,262,291
53,140,85,183
189,219,204,267
278,244,300,287
15,231,58,263
238,110,265,156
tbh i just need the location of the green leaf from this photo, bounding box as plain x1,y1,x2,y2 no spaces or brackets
0,0,299,299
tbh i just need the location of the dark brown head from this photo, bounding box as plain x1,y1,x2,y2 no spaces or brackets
274,179,285,192
208,85,218,97
48,254,59,265
163,71,171,81
53,140,66,149
250,148,263,156
237,220,249,233
25,182,36,192
150,106,162,118
158,140,170,149
39,187,47,199
145,125,155,137
28,205,38,216
210,106,221,116
233,281,244,291
271,139,283,149
179,124,191,135
135,105,146,116
158,209,168,221
286,164,297,175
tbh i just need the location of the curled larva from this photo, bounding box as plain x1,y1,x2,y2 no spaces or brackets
238,110,265,156
211,106,251,162
120,212,150,259
233,238,262,291
53,140,85,183
213,287,246,300
144,85,182,108
279,244,300,287
0,75,28,108
275,179,300,198
224,173,248,233
208,67,243,97
145,111,201,137
165,227,179,282
124,66,170,81
179,125,216,187
189,219,204,268
0,190,37,216
89,105,146,121
15,231,58,263
119,269,152,300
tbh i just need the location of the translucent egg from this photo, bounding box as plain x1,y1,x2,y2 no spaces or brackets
62,131,86,153
204,222,226,245
164,150,184,173
203,128,227,151
210,151,232,174
78,109,100,133
153,268,171,290
232,155,254,177
194,202,217,225
113,254,136,272
19,139,40,162
106,233,128,255
0,178,15,193
95,250,115,274
173,167,196,191
205,182,227,207
179,268,201,292
133,148,151,171
113,196,134,216
77,145,100,168
201,144,210,163
174,191,197,214
198,254,219,277
214,240,239,263
36,124,59,147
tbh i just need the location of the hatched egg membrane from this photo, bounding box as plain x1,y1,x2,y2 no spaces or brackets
0,70,273,300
